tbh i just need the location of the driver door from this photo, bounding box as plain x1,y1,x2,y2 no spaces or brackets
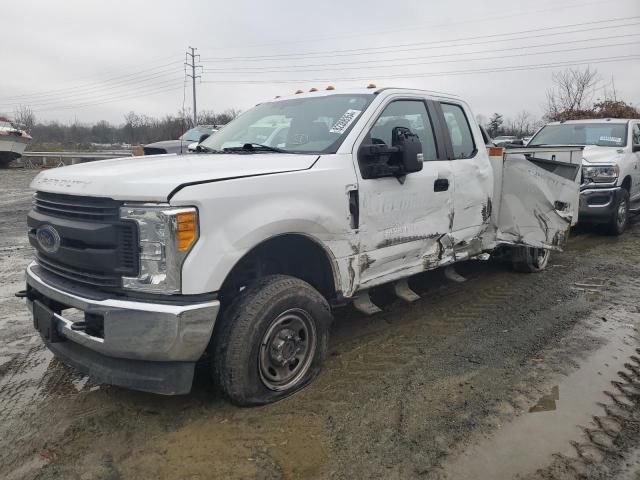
354,98,454,290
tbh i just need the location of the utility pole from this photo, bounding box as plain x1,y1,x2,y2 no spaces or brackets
185,47,201,126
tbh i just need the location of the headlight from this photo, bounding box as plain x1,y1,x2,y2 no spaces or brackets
120,205,199,293
582,165,619,183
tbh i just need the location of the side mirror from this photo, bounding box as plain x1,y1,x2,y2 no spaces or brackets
392,126,423,174
199,133,210,143
358,126,423,180
187,142,199,152
633,144,640,153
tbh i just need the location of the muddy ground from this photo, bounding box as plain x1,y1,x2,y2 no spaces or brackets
1,168,640,479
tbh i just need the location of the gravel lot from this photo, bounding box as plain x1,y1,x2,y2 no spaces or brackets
1,168,640,479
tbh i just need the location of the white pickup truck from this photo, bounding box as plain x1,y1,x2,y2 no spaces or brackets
22,87,581,405
527,118,640,235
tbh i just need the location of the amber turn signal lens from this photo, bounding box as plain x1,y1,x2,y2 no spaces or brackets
176,211,197,252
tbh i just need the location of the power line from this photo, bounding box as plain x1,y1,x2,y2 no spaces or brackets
200,38,640,75
0,68,185,107
32,83,186,113
28,78,186,111
199,17,640,62
200,54,640,85
0,57,183,102
198,0,627,52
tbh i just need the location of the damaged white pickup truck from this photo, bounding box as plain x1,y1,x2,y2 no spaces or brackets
22,87,582,405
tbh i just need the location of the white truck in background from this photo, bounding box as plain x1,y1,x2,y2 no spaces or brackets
527,118,640,235
21,87,581,405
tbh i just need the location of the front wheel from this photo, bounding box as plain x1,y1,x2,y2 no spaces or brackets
605,189,629,236
511,246,550,273
212,275,332,406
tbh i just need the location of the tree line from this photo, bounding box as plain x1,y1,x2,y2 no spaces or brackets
9,108,240,150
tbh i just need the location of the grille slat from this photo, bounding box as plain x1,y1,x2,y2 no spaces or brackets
34,192,121,221
37,254,121,288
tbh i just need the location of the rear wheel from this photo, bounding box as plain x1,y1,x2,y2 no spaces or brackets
605,190,629,236
511,246,550,273
212,275,331,406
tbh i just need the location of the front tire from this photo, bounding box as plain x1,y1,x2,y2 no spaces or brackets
605,189,629,236
212,275,332,406
511,246,550,273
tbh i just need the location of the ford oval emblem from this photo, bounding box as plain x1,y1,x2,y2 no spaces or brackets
36,225,61,254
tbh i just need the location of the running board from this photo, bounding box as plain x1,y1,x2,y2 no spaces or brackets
352,290,382,315
393,278,420,302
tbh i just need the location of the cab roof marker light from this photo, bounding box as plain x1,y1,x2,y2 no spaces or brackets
326,85,335,90
366,83,377,89
309,87,318,92
295,90,304,94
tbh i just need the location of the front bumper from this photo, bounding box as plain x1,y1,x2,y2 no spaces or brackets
579,186,623,222
25,261,220,394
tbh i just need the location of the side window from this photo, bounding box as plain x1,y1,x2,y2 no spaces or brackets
633,124,640,145
367,100,438,161
440,103,476,159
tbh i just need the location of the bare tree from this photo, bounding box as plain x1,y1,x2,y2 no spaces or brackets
545,67,600,120
509,110,536,137
13,105,36,132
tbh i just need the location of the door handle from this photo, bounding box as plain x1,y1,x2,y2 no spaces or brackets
434,178,449,192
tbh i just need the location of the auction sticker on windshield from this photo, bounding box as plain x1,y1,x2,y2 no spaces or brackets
600,136,622,143
330,110,362,134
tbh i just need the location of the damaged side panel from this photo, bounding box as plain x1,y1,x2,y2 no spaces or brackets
494,148,581,251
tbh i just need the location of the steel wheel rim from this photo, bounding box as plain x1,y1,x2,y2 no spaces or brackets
617,200,627,227
530,248,549,269
259,308,317,392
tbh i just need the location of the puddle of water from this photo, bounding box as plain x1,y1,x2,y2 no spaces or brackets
440,317,638,480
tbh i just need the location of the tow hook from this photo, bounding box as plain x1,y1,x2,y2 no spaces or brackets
15,289,27,298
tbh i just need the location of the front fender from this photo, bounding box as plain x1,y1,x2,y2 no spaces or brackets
170,158,358,295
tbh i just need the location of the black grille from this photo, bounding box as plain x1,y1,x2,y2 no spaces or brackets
30,192,139,290
33,191,121,221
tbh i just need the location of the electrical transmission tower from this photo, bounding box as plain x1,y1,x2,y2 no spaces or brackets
185,47,202,125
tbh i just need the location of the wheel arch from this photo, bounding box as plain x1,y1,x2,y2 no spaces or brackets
218,233,340,304
621,174,632,192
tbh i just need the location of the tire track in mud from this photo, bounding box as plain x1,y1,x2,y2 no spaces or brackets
305,262,578,409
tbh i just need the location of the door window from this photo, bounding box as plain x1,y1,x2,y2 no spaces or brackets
367,100,438,161
633,124,640,146
440,103,476,159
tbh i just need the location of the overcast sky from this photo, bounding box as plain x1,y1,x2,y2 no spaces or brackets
1,0,639,126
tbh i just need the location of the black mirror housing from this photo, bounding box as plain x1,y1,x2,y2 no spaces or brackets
358,126,423,179
633,144,640,153
393,126,423,174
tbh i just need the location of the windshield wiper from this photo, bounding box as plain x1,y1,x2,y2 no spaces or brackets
195,145,223,153
223,143,287,153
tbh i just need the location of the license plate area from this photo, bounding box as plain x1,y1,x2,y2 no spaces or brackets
33,300,64,342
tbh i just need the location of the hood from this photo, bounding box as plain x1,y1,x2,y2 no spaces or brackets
581,145,624,165
31,153,318,202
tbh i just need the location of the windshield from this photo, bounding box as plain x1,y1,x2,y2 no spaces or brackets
180,126,212,142
200,94,373,154
529,123,627,147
